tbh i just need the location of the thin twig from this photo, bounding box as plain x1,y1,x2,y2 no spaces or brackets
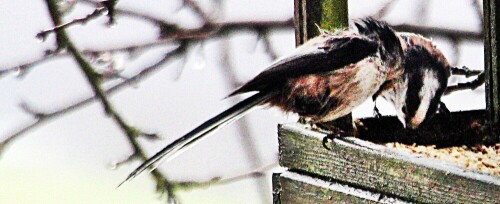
36,7,107,40
46,0,144,153
445,72,485,95
449,37,462,66
0,52,66,78
79,0,164,25
1,19,293,80
472,0,484,28
101,0,118,24
258,30,279,60
450,66,482,77
392,24,482,40
174,163,277,191
415,0,429,24
183,0,211,22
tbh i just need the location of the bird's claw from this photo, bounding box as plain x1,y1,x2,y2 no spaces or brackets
373,105,383,118
322,134,336,150
319,125,346,150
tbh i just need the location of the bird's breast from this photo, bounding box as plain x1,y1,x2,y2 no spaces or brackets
270,57,386,122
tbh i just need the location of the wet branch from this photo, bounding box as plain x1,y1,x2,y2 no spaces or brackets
1,18,293,80
36,6,107,41
446,72,485,95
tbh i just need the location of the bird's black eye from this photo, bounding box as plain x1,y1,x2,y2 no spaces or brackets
402,106,407,114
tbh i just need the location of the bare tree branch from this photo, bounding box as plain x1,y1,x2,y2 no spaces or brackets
257,30,279,60
18,102,47,119
2,0,293,146
37,0,120,38
36,7,107,40
472,0,484,28
174,163,277,191
415,0,429,24
445,66,484,95
449,37,461,66
1,18,293,80
451,66,482,77
101,0,118,24
183,0,211,22
371,0,398,19
392,24,483,41
0,52,66,78
446,72,485,95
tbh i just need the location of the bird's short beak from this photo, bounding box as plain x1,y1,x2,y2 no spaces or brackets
405,122,419,129
405,117,424,129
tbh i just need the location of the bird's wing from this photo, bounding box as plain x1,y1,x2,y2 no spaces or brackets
229,35,379,96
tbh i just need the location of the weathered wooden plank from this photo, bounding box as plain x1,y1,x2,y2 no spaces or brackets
356,110,497,147
274,171,408,204
278,124,500,204
272,173,282,204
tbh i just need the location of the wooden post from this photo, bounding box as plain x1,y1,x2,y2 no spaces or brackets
274,1,354,203
294,0,348,45
484,0,500,142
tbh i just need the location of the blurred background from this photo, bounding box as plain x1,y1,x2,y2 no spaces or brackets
0,0,484,203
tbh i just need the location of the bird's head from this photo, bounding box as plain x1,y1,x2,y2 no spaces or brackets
396,44,450,129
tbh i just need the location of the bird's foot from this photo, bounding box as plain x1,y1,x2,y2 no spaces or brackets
298,117,309,125
321,130,347,150
313,122,348,150
373,105,383,118
298,117,317,130
299,120,350,150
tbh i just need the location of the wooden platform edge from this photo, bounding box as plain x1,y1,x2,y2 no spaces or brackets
273,171,409,203
278,123,500,203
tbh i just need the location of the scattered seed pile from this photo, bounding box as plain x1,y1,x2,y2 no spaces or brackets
386,142,500,176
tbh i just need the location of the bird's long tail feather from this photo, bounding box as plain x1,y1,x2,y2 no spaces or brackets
119,91,274,186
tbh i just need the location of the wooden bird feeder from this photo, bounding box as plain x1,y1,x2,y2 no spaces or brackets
272,0,500,203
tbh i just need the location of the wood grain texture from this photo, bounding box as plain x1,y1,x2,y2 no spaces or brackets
278,124,500,203
274,171,408,204
484,0,500,142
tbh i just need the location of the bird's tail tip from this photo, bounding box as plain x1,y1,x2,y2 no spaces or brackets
116,174,135,189
117,167,146,188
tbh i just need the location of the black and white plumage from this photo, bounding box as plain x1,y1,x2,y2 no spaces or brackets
375,32,451,129
120,18,412,184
